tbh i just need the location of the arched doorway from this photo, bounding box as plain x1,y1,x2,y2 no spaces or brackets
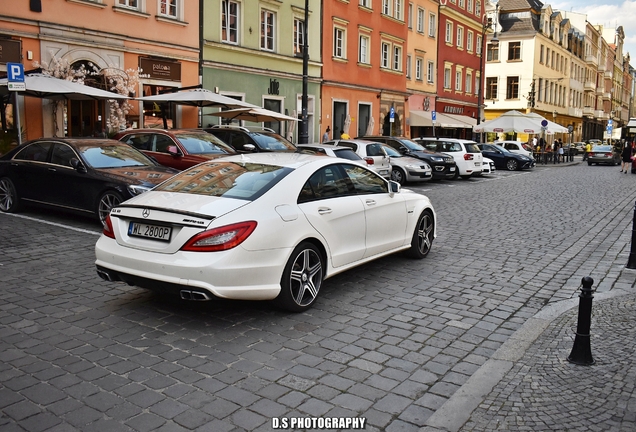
382,112,401,136
67,60,106,137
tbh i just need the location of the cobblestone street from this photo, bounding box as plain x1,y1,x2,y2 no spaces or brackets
1,160,635,431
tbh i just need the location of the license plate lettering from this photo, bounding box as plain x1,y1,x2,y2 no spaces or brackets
129,222,171,241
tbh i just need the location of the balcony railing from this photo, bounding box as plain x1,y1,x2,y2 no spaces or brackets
584,81,596,92
568,107,583,117
583,106,594,116
585,54,598,67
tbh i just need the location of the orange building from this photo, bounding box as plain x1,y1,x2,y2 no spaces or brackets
321,1,409,139
0,0,199,141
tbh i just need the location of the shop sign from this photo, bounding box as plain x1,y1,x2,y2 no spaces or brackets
0,38,22,64
268,79,280,95
139,57,181,81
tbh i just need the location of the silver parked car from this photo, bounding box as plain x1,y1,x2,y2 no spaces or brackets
380,144,432,184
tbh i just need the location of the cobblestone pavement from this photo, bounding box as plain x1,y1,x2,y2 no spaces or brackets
0,159,635,431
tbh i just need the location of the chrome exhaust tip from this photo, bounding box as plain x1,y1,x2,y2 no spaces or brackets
180,290,211,301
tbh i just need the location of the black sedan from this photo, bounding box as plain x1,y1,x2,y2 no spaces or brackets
477,143,535,171
0,138,178,225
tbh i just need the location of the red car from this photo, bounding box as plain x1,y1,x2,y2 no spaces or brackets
114,129,236,170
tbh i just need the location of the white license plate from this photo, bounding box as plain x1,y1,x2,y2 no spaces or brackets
129,222,172,241
475,162,481,166
450,167,456,172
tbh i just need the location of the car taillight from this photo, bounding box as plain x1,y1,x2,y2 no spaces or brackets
464,154,474,160
103,215,115,239
606,153,612,157
181,221,257,252
364,157,375,165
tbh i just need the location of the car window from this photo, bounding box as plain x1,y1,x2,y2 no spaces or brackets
79,144,152,168
343,164,388,195
439,142,461,152
332,148,363,161
465,143,481,153
422,142,438,152
382,145,401,157
14,142,52,162
366,143,386,157
251,133,296,151
155,134,174,153
176,134,233,155
228,132,251,151
337,141,358,151
156,161,292,200
298,164,355,203
50,143,77,167
122,134,153,151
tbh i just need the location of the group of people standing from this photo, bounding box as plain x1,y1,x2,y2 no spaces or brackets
532,137,568,164
321,126,350,142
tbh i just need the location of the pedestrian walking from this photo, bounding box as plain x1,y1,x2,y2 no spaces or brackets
583,142,591,161
620,141,632,173
340,129,351,139
322,126,330,142
557,140,564,163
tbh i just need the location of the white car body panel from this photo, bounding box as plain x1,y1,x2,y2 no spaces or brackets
95,153,436,303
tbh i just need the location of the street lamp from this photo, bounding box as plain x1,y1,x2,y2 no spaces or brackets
476,1,499,141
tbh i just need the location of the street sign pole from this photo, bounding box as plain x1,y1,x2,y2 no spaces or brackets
7,62,25,145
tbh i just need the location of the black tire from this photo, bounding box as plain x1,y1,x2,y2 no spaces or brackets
97,191,123,226
452,168,460,179
274,242,324,312
390,167,406,185
405,210,434,259
506,159,518,171
0,177,21,213
587,161,592,166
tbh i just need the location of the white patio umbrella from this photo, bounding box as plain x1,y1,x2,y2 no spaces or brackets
364,116,375,136
206,107,300,123
525,112,569,134
136,88,257,108
0,73,130,100
473,110,543,134
287,110,298,141
342,114,352,135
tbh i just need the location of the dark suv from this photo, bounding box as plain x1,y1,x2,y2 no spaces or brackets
359,136,456,180
205,125,297,153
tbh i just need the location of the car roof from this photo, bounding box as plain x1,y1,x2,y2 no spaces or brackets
24,137,126,147
215,151,346,169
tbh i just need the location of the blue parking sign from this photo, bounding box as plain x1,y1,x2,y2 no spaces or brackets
432,111,437,122
6,62,25,91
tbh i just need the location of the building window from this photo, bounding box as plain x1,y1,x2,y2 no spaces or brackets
445,21,453,44
408,3,413,28
394,0,403,20
467,0,473,14
475,0,481,17
506,76,519,99
294,18,305,56
427,60,434,83
359,0,371,7
508,41,521,60
222,1,240,44
485,77,497,100
466,72,472,93
455,70,462,91
467,31,473,52
393,45,402,71
381,42,390,68
118,0,138,8
261,10,276,51
428,13,436,37
444,67,451,89
456,26,463,48
416,57,423,80
159,0,178,18
382,0,390,15
406,55,412,78
540,44,544,63
476,34,482,55
459,0,465,8
474,73,479,95
334,27,346,59
417,8,424,33
359,34,370,64
487,43,498,61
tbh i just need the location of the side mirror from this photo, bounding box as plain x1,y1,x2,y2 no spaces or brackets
243,143,257,152
389,180,401,195
167,145,180,156
70,158,86,173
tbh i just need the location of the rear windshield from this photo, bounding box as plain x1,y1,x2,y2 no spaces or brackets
465,143,481,153
332,148,363,161
251,133,297,151
176,133,234,155
154,161,292,200
592,146,612,152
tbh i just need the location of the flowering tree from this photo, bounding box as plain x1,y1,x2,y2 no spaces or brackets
101,67,139,132
33,55,138,135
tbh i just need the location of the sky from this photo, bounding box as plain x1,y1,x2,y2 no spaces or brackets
549,0,636,63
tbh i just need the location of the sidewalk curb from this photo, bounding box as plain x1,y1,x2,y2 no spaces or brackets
420,286,633,432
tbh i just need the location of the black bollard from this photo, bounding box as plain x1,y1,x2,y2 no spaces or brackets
567,276,595,365
627,200,636,269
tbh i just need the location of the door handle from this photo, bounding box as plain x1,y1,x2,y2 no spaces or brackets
318,207,332,215
365,199,376,206
48,167,57,172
